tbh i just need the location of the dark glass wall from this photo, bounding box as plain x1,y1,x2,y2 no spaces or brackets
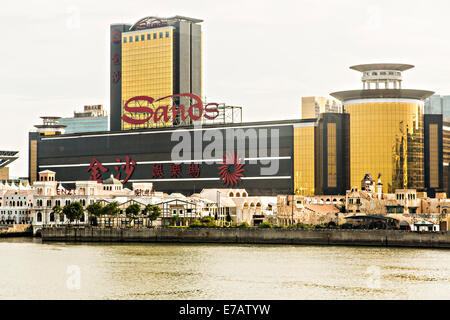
315,113,350,195
34,122,298,196
424,114,443,197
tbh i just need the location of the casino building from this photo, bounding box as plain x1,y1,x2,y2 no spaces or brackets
110,16,203,131
331,63,441,196
27,16,445,197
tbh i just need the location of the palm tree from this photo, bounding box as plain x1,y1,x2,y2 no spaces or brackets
170,214,180,227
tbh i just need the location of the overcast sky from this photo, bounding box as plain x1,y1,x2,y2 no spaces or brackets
1,0,450,177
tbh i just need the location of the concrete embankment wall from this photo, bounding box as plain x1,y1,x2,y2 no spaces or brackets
41,227,450,248
0,224,32,238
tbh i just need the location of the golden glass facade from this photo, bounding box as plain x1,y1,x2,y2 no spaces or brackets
327,123,337,187
444,127,450,165
293,126,315,195
344,102,424,193
429,124,439,188
30,140,37,184
121,27,174,130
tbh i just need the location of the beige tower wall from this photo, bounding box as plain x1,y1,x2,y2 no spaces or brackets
0,167,9,180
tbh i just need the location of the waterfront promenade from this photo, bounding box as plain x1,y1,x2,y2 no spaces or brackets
41,227,450,249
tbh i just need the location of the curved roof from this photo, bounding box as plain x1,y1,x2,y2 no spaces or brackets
330,89,434,102
350,64,414,72
129,15,203,31
103,175,122,185
40,116,61,119
34,124,67,129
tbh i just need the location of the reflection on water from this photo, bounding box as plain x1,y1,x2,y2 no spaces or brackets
1,237,450,300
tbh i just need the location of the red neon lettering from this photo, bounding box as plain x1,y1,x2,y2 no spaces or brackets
154,105,170,122
204,103,220,120
171,105,188,122
121,96,154,125
121,93,220,125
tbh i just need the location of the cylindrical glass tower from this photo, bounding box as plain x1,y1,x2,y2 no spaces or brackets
331,64,434,193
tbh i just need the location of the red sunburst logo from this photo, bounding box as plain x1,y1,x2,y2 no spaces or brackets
218,152,245,187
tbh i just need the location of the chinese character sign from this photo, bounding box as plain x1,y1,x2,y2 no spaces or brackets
86,157,109,183
87,156,137,184
114,156,137,183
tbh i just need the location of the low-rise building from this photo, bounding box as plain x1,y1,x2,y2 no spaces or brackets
0,182,33,224
277,195,344,226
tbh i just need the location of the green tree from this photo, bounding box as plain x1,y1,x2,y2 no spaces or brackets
86,202,103,226
101,201,120,227
126,203,141,227
144,204,161,227
51,205,63,223
63,202,84,225
102,201,120,216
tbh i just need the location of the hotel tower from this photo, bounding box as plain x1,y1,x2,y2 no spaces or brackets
331,64,442,195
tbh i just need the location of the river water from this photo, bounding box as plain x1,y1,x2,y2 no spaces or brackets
1,237,450,300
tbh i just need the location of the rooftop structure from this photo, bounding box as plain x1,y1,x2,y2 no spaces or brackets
329,63,438,195
0,151,18,168
34,117,66,136
331,64,434,101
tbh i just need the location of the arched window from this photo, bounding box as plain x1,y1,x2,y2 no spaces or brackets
50,213,55,222
236,192,241,197
37,212,42,222
229,192,234,197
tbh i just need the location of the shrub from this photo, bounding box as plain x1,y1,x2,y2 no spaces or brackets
257,222,273,228
200,216,215,224
189,220,203,228
326,221,340,229
238,222,250,228
340,223,352,229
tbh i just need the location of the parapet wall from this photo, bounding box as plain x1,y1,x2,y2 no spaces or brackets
41,227,450,248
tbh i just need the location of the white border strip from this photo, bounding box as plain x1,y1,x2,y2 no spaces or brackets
41,122,313,141
343,98,424,105
39,156,291,168
57,176,292,184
